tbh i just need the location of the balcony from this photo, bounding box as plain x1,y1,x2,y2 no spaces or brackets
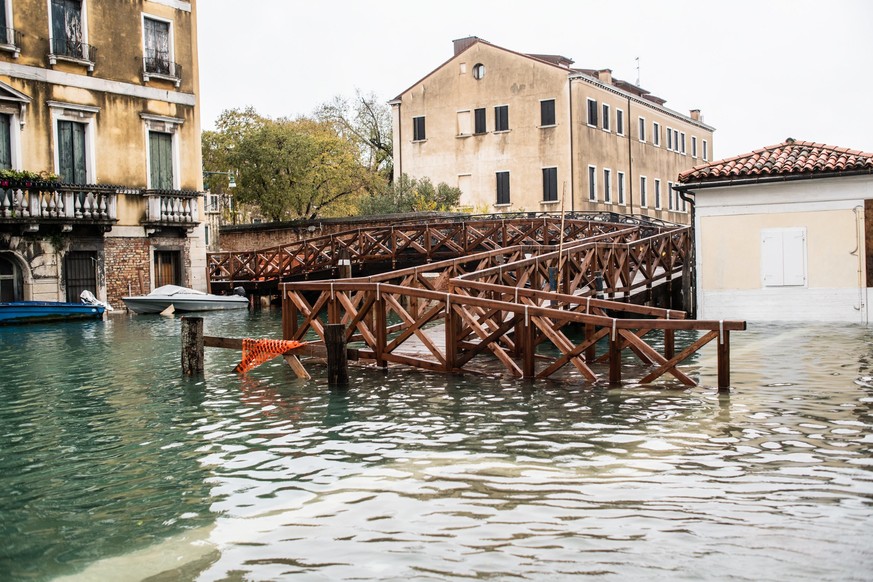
0,28,21,58
48,38,97,72
143,189,200,233
142,57,182,87
0,181,117,232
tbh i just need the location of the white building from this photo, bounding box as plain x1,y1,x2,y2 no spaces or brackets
675,139,873,323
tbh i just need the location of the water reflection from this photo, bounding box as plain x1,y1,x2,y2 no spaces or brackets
0,317,870,580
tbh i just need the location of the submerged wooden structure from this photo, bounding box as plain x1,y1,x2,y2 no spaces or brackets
210,213,746,390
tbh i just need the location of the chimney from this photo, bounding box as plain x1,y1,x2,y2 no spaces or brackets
596,69,613,84
690,109,701,121
453,36,480,56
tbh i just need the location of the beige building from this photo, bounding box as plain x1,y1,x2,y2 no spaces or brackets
391,37,714,222
0,0,204,308
676,139,873,323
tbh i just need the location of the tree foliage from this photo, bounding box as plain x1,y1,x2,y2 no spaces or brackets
357,174,461,215
202,107,368,221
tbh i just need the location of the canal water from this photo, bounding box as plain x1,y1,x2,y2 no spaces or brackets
0,311,871,581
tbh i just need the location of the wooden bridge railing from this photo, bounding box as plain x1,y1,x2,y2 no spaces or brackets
207,217,669,288
280,280,744,389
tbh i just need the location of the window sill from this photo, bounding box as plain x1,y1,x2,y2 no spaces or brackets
456,133,471,139
48,53,95,73
540,200,559,205
493,130,511,134
602,128,611,133
538,124,556,129
493,203,511,208
586,124,597,129
473,131,488,136
0,43,20,58
411,139,427,144
143,72,182,88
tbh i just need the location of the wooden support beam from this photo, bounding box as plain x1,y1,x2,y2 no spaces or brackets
609,329,621,386
326,323,349,388
718,330,730,392
181,316,204,375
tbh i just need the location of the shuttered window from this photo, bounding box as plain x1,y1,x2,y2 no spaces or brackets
494,105,509,131
144,17,171,74
542,167,557,202
474,108,486,134
51,0,83,58
149,131,174,189
496,171,510,205
457,110,471,135
761,228,806,287
540,99,555,126
0,114,11,170
57,120,87,184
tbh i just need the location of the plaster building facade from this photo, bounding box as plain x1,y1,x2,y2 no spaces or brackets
0,0,204,309
676,139,873,323
391,37,714,222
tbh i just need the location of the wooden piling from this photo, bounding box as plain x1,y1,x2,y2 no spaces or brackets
181,316,204,375
325,323,349,388
717,330,730,392
609,329,622,386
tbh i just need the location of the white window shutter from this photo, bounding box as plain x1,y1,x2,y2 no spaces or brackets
761,230,784,286
782,228,807,286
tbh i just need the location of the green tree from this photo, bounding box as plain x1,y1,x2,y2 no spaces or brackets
203,108,368,221
357,174,461,215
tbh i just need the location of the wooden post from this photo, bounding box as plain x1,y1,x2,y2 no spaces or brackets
338,248,352,279
664,329,675,361
325,323,348,388
521,317,535,379
181,316,204,375
446,297,458,371
282,287,297,340
585,323,596,361
374,292,387,368
717,330,730,392
609,328,621,386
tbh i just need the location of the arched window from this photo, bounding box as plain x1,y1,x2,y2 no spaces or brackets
0,255,22,302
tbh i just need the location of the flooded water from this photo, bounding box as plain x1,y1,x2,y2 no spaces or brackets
0,312,871,581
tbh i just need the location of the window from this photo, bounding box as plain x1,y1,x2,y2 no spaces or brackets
50,0,91,61
143,16,173,76
0,114,10,170
761,228,807,287
587,98,597,126
673,129,679,151
603,168,612,203
149,131,174,189
457,110,471,136
472,63,485,79
540,99,555,126
413,116,426,141
668,181,674,210
617,171,626,205
602,103,610,131
542,167,557,202
666,127,672,150
653,122,660,146
680,132,686,154
638,117,646,142
494,105,509,131
0,255,22,302
703,139,709,161
496,171,510,205
654,179,661,209
692,136,698,158
474,108,486,134
588,165,597,202
57,119,87,184
616,109,624,135
639,176,647,208
0,0,15,48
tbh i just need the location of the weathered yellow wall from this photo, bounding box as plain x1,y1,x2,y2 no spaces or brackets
700,209,859,290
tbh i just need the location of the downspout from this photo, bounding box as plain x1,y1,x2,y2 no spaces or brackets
677,186,697,318
627,94,634,215
851,205,865,316
568,78,575,213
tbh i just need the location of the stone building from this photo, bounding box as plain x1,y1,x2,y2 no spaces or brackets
391,36,714,222
0,0,204,308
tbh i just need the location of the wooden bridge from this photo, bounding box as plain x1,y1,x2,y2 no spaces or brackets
216,213,747,389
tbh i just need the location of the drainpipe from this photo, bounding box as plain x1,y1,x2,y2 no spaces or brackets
677,186,697,318
627,94,634,215
568,78,575,213
851,205,865,317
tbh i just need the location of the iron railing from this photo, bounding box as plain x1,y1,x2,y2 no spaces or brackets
0,27,20,49
142,57,182,84
49,37,97,65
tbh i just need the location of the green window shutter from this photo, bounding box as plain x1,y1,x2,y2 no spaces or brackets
0,114,11,170
150,132,174,189
58,120,87,184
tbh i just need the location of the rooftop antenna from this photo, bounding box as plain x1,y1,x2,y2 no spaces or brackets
635,57,640,86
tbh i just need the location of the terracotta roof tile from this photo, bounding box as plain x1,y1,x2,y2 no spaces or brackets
678,139,873,183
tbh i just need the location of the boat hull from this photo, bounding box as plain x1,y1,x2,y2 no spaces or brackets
0,302,106,324
122,295,249,314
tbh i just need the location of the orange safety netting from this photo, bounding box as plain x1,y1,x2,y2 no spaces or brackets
235,338,304,374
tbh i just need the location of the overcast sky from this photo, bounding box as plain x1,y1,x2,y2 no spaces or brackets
196,0,873,160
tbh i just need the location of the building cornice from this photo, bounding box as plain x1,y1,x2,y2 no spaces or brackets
0,62,196,107
145,0,191,12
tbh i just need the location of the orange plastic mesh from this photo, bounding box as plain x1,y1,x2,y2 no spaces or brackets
235,338,304,374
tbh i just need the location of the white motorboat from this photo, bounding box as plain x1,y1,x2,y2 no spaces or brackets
122,285,249,314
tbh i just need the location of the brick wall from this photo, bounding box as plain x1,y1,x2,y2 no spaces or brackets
105,237,150,307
